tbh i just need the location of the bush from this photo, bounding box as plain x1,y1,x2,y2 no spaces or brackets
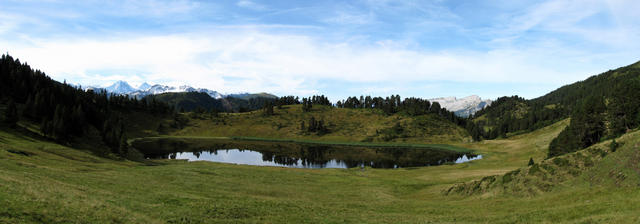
610,139,619,152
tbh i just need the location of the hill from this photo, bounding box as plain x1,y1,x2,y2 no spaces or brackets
227,92,278,100
0,54,175,158
160,104,471,144
3,53,640,222
147,92,276,113
469,60,640,156
447,125,640,199
3,116,640,222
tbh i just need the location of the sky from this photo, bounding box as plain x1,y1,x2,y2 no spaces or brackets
1,0,639,101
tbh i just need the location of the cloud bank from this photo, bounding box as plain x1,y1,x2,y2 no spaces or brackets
0,0,638,99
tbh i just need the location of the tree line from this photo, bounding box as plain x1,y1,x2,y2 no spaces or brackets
334,95,465,127
469,62,640,157
0,54,172,157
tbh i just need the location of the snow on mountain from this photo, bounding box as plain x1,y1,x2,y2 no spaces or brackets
138,82,152,91
429,95,492,117
104,81,137,94
101,81,225,99
195,88,224,99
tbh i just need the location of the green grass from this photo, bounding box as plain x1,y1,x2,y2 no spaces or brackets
166,104,471,144
2,118,640,223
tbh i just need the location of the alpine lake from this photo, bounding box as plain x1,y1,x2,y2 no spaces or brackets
131,138,481,169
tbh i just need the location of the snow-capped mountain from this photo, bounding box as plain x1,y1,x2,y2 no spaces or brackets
429,95,492,117
99,81,225,99
137,82,152,91
104,80,137,94
195,88,224,99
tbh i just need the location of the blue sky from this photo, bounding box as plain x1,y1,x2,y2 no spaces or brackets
1,0,639,101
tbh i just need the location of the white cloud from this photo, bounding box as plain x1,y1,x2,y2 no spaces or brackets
323,10,375,25
236,0,267,11
2,0,639,98
1,30,610,96
111,0,200,17
496,0,640,49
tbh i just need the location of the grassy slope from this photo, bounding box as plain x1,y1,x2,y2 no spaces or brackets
2,119,640,223
169,104,471,144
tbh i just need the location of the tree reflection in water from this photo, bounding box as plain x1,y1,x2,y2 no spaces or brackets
141,140,479,169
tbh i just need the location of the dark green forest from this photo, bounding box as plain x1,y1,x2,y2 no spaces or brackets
471,61,640,157
147,92,277,113
0,54,172,157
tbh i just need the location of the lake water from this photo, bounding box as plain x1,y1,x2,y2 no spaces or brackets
133,138,482,169
165,149,482,169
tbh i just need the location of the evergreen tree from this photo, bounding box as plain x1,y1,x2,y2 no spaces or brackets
610,139,619,153
3,99,18,127
548,95,605,157
119,133,129,156
528,157,535,166
263,101,274,116
52,105,68,141
157,123,165,134
302,98,313,112
430,102,441,114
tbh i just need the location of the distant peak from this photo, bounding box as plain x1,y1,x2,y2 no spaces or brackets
462,95,481,100
104,80,136,94
112,80,130,86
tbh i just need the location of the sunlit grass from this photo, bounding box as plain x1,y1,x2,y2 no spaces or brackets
2,118,640,223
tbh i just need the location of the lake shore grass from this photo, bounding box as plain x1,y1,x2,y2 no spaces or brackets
3,119,640,223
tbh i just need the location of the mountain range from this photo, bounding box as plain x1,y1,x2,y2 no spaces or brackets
88,81,491,116
429,95,492,117
85,81,269,100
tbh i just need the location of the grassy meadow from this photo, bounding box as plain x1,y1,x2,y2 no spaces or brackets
163,104,471,144
2,117,640,223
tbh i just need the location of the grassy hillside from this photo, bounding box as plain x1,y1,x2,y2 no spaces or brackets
3,53,640,223
165,104,471,144
3,119,640,223
147,92,275,113
470,60,640,140
227,92,278,100
448,123,640,200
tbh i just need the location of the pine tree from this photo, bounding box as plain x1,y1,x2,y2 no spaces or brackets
157,123,165,134
528,157,535,166
430,102,441,114
610,139,619,153
308,116,316,132
52,105,68,141
3,99,18,127
263,101,274,116
119,134,129,156
70,105,86,135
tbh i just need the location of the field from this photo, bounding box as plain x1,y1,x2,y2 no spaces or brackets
2,118,640,223
161,104,471,144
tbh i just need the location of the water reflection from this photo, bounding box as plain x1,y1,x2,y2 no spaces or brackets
173,149,350,168
139,140,482,169
455,154,483,163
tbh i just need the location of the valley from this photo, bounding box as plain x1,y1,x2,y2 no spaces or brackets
2,116,640,223
2,54,640,223
3,1,640,223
